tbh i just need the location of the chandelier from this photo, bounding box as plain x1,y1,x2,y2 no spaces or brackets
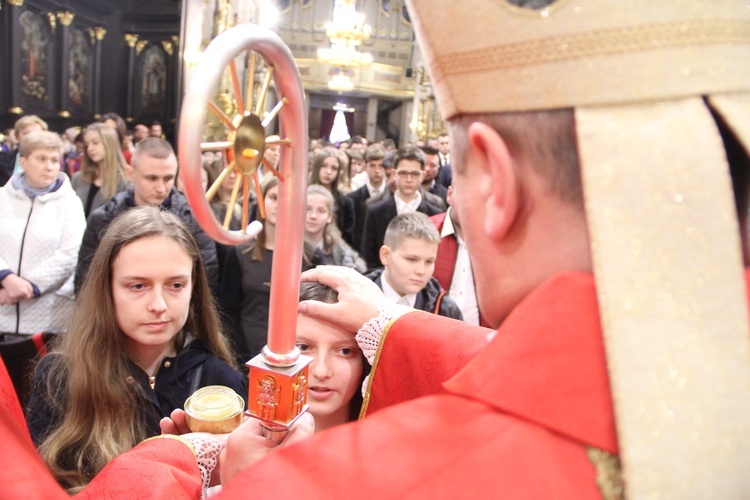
318,0,373,78
328,72,354,92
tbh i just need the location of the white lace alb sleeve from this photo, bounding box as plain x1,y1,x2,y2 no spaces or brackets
185,435,224,499
355,300,412,397
355,300,398,365
144,434,224,499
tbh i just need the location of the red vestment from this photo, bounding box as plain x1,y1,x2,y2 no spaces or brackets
0,352,28,443
219,271,616,498
0,360,202,498
3,270,749,497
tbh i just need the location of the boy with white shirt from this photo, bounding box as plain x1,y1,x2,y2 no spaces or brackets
365,212,462,320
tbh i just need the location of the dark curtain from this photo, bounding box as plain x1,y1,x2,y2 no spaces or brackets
321,109,335,140
345,111,354,136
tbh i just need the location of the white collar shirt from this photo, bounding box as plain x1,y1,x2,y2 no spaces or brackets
395,190,422,215
381,270,417,308
366,180,385,199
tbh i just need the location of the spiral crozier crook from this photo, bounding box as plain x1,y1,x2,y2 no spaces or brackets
178,24,312,438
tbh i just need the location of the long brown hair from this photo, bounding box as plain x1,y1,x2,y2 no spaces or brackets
306,184,345,256
246,175,279,262
80,122,128,198
311,147,345,198
37,206,233,491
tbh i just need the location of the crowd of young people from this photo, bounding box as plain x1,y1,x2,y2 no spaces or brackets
0,107,469,494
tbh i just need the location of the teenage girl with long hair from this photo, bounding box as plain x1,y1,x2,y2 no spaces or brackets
210,167,244,230
305,184,366,273
220,176,280,364
101,112,133,165
221,176,324,365
71,123,129,218
310,147,357,247
26,206,246,492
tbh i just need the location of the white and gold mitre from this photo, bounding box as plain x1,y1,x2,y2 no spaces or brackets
406,0,750,498
405,0,750,117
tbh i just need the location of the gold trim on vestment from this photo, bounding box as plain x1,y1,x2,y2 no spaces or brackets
358,309,415,419
586,448,624,500
437,20,750,76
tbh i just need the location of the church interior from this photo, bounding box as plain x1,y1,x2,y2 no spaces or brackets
0,0,446,145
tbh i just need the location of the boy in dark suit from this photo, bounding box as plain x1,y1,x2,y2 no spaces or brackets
360,146,442,269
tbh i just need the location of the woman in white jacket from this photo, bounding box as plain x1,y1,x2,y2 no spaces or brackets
0,131,86,334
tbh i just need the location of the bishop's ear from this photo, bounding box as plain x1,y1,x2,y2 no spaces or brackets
467,122,519,242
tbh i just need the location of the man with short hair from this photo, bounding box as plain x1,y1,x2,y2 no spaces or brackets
363,150,398,208
436,133,452,187
348,135,366,156
348,144,388,250
133,123,149,144
150,121,163,138
360,146,442,269
437,133,450,166
419,145,448,207
75,138,218,292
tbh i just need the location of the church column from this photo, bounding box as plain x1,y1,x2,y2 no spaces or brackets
5,0,25,115
90,27,106,118
162,38,176,127
55,11,74,119
124,33,139,121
